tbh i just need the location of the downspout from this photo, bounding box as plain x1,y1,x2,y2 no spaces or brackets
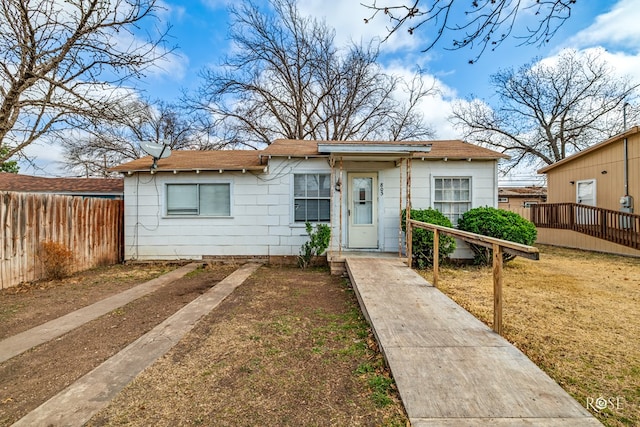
621,103,634,215
624,103,629,197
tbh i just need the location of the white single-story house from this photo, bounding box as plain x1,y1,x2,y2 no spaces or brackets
110,139,507,262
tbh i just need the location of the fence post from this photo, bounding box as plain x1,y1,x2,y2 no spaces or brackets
492,243,503,335
433,229,439,287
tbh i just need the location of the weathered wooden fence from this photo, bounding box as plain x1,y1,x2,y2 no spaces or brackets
0,192,124,289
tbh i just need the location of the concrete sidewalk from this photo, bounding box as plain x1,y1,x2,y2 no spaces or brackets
12,262,261,427
0,263,201,364
346,257,601,426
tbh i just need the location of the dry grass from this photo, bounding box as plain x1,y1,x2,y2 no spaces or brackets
87,266,408,427
418,245,640,427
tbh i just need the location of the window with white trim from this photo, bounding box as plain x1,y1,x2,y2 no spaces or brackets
166,183,231,216
434,177,471,225
294,173,331,222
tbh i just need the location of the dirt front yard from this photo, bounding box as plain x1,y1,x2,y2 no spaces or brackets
0,263,407,426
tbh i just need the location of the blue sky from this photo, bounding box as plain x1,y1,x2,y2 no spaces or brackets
22,0,640,181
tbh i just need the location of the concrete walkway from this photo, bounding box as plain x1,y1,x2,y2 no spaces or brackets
346,257,601,426
12,262,261,427
0,263,201,364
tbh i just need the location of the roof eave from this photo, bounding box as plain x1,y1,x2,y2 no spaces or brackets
539,126,640,174
115,166,266,174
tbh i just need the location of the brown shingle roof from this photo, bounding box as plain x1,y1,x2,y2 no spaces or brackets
499,186,547,197
111,140,507,173
421,140,508,159
261,139,321,156
263,139,508,159
109,150,264,173
0,173,123,194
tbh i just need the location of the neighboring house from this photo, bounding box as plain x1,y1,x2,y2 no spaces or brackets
534,127,640,256
498,186,547,211
0,173,124,199
538,126,639,211
110,139,507,262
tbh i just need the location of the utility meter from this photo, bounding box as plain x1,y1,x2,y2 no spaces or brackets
620,195,634,210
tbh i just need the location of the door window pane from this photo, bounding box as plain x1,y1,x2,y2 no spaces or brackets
352,177,373,225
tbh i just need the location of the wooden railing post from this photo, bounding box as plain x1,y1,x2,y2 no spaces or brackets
406,219,539,337
406,216,413,268
433,229,439,287
492,243,503,335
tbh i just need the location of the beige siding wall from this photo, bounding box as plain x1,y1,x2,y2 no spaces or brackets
505,206,532,221
498,197,545,211
546,133,640,211
537,228,640,257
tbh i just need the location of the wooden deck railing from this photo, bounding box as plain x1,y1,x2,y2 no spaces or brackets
531,203,640,250
407,219,539,336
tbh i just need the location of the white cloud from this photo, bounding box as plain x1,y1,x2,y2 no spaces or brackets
596,49,640,85
566,0,640,49
297,0,424,54
19,141,68,177
295,1,461,139
377,63,460,140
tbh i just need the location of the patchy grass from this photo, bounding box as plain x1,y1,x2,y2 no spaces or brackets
87,266,408,426
418,245,640,427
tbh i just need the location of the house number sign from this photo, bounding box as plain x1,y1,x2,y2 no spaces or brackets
379,182,384,196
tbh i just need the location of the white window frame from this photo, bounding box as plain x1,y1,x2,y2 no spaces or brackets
292,172,331,224
433,176,472,225
165,182,232,217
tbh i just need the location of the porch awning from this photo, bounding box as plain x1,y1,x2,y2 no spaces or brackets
317,142,432,155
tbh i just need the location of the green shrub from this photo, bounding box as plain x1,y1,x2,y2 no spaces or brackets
298,222,331,269
39,240,74,280
457,207,537,265
401,208,456,269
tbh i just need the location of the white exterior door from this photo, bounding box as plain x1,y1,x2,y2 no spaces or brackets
576,179,596,206
576,179,596,224
348,173,378,248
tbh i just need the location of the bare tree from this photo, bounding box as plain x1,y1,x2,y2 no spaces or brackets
61,99,210,177
188,0,435,148
0,0,172,164
362,0,576,62
451,49,639,171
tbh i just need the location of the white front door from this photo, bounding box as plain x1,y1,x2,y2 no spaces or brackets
348,173,378,248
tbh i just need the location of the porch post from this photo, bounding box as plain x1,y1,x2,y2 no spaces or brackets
330,157,336,254
339,157,343,257
398,158,403,258
406,157,412,267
